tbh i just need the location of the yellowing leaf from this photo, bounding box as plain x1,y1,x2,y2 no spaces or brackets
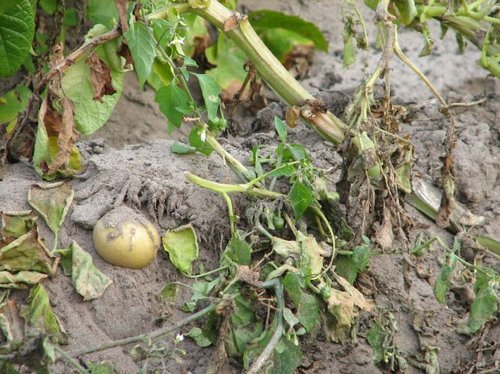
162,224,199,274
0,271,48,289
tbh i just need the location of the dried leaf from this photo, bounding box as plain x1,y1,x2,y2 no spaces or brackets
55,241,112,301
0,271,48,289
0,298,25,349
0,210,37,243
86,53,117,102
0,228,54,274
47,97,76,174
28,182,74,236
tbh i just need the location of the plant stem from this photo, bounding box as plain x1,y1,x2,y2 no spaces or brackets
70,304,216,357
54,346,87,374
192,0,347,143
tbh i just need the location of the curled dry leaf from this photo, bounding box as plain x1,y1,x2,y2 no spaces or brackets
86,52,117,102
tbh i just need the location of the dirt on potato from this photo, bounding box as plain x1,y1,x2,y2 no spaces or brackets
1,1,499,373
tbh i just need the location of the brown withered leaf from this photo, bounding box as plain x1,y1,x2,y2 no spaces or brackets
115,0,129,33
118,42,133,69
39,95,77,175
86,53,116,102
48,97,76,174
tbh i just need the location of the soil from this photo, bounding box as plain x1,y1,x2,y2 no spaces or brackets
1,1,499,373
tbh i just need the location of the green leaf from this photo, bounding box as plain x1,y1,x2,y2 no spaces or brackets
273,337,303,374
155,83,190,132
352,244,370,271
297,292,319,332
469,273,498,333
433,265,453,304
186,327,212,347
0,85,31,124
343,27,356,67
289,181,314,220
205,34,247,93
283,144,308,162
22,284,67,343
195,73,221,123
124,21,156,86
226,234,252,265
28,182,74,236
160,282,178,301
39,0,57,15
367,322,385,364
274,117,287,143
394,0,417,26
61,57,123,135
0,0,35,77
334,255,358,285
54,241,112,301
260,28,314,65
170,142,196,154
162,224,199,274
249,10,328,52
86,0,118,28
189,126,213,156
86,361,115,374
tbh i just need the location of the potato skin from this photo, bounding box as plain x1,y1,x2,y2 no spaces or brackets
93,207,160,269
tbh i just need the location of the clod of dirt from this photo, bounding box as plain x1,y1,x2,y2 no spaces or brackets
93,205,160,269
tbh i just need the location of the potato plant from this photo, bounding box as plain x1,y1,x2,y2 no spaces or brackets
0,0,499,373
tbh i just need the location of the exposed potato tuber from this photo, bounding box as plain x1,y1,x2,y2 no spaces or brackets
93,206,160,269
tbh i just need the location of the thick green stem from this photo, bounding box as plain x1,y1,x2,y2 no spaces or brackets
192,1,347,143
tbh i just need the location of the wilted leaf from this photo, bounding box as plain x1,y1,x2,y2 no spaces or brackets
0,0,35,77
55,241,112,301
21,284,67,343
124,21,156,86
0,271,48,289
274,117,287,143
0,210,37,243
298,232,328,277
273,238,301,259
434,265,453,304
187,327,212,347
289,181,314,220
0,228,54,274
469,272,498,333
33,93,82,178
162,224,199,274
87,53,116,102
28,182,74,236
0,298,25,350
